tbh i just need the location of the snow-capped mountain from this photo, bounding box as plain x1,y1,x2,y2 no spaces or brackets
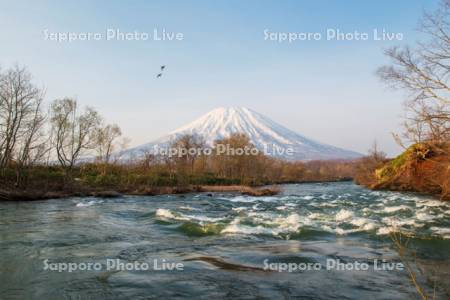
123,107,362,161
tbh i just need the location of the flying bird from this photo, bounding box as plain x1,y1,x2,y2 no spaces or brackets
161,65,166,71
156,73,162,78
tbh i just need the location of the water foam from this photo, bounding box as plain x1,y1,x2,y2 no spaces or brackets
382,205,412,213
350,218,377,231
155,208,226,223
155,208,186,220
335,209,354,222
220,196,277,203
416,200,448,208
76,200,99,207
221,213,302,238
153,186,450,239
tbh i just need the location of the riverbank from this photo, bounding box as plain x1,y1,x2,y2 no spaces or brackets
0,185,280,201
356,143,450,201
0,159,357,201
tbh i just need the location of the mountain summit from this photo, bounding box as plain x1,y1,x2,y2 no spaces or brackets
125,107,361,161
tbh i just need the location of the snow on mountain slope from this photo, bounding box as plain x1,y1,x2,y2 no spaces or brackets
123,107,362,161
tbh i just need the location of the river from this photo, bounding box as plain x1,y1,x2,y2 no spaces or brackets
1,182,449,299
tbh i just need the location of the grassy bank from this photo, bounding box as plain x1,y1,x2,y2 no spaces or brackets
355,143,450,200
0,159,353,201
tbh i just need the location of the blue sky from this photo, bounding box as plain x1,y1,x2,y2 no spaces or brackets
0,0,440,156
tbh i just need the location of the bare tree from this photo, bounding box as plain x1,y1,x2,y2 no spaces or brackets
50,98,101,170
94,123,122,163
170,134,205,175
0,65,47,180
212,133,263,183
368,140,387,162
377,0,450,145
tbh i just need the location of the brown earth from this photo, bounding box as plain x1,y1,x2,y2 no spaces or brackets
370,143,450,200
0,185,280,201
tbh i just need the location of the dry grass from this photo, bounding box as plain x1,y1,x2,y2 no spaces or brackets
364,143,450,200
390,231,436,300
0,184,280,201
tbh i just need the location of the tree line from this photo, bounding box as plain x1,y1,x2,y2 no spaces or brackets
0,65,125,187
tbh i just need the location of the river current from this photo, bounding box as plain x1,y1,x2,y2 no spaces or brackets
1,182,449,299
